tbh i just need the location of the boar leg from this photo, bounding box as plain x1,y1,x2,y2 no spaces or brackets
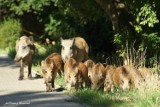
45,81,52,92
51,79,55,91
57,70,62,77
28,63,32,79
19,60,24,80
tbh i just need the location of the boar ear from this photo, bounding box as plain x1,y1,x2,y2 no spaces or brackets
26,37,33,45
29,36,34,41
72,38,76,45
50,61,55,68
60,37,63,42
60,37,64,45
41,60,44,66
60,37,63,40
75,67,79,74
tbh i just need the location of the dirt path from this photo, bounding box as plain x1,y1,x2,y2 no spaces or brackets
0,55,84,107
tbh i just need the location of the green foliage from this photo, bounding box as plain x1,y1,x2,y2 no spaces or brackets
114,29,131,45
44,14,76,39
1,0,160,65
136,4,159,28
0,0,53,15
114,2,160,63
142,33,160,50
0,18,21,49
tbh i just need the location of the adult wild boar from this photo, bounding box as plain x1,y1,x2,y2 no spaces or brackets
104,65,115,92
14,36,35,80
64,58,88,91
41,53,64,92
60,37,89,62
90,63,106,90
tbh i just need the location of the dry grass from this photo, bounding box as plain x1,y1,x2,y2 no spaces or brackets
136,74,160,107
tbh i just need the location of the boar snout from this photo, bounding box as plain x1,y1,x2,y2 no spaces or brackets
14,55,22,62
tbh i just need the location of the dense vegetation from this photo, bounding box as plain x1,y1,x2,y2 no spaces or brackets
0,0,159,65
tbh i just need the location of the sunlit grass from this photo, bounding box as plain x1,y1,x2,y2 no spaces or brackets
73,74,160,107
74,88,137,107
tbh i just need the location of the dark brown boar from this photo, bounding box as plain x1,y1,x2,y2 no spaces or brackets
41,53,64,92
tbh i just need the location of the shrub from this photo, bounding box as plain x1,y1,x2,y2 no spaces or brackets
0,18,21,49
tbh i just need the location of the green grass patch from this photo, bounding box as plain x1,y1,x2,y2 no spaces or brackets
55,74,65,87
73,74,160,107
74,89,136,107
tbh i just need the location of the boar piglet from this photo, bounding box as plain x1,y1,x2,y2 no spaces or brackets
90,63,106,90
113,66,131,91
84,59,95,87
64,58,89,91
41,53,64,92
104,65,115,92
14,36,35,80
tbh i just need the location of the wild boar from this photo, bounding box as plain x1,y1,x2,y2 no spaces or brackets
112,65,142,91
90,63,106,90
84,59,95,78
104,65,115,92
64,58,78,91
77,62,89,88
64,58,89,91
14,36,35,80
138,67,151,81
60,37,89,62
41,53,64,92
84,59,95,87
123,65,142,89
112,66,131,91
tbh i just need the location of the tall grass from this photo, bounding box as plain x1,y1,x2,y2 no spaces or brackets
136,74,160,107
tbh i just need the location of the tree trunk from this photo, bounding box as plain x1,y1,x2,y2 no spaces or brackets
95,0,120,32
95,0,134,33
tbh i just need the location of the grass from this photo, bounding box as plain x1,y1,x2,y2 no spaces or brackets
55,74,65,87
74,89,136,107
73,74,160,107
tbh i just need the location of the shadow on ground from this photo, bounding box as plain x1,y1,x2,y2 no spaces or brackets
0,91,79,107
0,56,19,68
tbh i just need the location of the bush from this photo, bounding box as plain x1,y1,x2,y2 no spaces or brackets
0,18,21,49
